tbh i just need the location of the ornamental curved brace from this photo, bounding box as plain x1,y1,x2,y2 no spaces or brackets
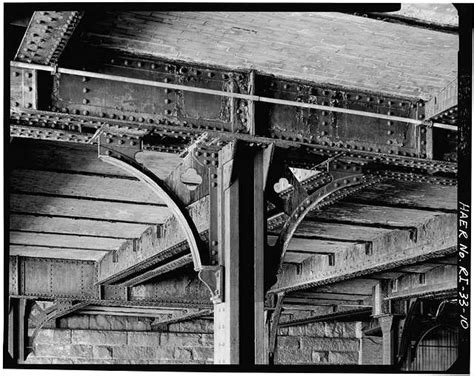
99,154,204,271
273,173,385,276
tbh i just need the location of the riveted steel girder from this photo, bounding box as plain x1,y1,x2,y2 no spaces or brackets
11,46,453,159
15,11,83,65
9,107,458,176
269,213,457,294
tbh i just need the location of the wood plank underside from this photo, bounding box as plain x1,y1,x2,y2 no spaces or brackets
10,214,150,238
307,203,446,227
10,193,171,224
10,138,182,180
9,245,107,261
10,169,165,205
10,231,126,250
345,179,457,210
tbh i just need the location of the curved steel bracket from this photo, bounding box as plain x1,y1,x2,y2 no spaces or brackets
99,153,205,271
273,173,385,276
28,300,88,356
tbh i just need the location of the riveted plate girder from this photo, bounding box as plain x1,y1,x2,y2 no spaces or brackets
52,49,251,134
425,78,457,121
15,256,99,299
52,52,428,158
256,74,428,158
270,212,457,294
15,11,83,65
10,256,213,308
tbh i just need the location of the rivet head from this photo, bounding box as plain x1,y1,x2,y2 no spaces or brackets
82,88,89,93
82,77,88,82
83,99,89,104
83,110,89,116
13,71,19,77
26,103,32,108
26,72,33,78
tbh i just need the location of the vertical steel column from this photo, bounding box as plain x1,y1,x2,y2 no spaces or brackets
7,298,28,364
254,149,266,364
213,142,265,365
379,314,398,365
213,143,241,364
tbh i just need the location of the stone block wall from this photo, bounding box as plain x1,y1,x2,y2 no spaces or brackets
276,321,363,365
25,311,382,365
25,314,213,365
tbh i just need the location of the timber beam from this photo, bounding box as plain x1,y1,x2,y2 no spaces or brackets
14,11,83,65
269,213,456,294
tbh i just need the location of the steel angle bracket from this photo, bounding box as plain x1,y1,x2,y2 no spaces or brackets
198,265,224,304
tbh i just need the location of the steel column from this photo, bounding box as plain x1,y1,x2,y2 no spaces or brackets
379,314,398,365
254,148,267,364
214,142,240,364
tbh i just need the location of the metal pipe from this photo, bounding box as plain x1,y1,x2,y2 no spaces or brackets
10,61,457,131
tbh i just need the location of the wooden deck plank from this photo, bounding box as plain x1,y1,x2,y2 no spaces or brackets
10,231,126,250
10,214,149,238
9,245,107,261
10,193,171,224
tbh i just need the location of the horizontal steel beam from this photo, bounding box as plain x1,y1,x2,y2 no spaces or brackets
425,78,458,120
97,196,209,285
15,11,83,65
279,307,372,328
11,60,429,125
385,264,456,300
9,108,458,175
270,213,456,294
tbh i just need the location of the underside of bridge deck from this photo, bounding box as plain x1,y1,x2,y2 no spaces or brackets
5,4,468,371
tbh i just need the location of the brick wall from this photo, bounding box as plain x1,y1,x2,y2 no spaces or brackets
25,314,213,365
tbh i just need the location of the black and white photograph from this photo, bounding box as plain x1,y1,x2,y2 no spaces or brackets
3,3,471,373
